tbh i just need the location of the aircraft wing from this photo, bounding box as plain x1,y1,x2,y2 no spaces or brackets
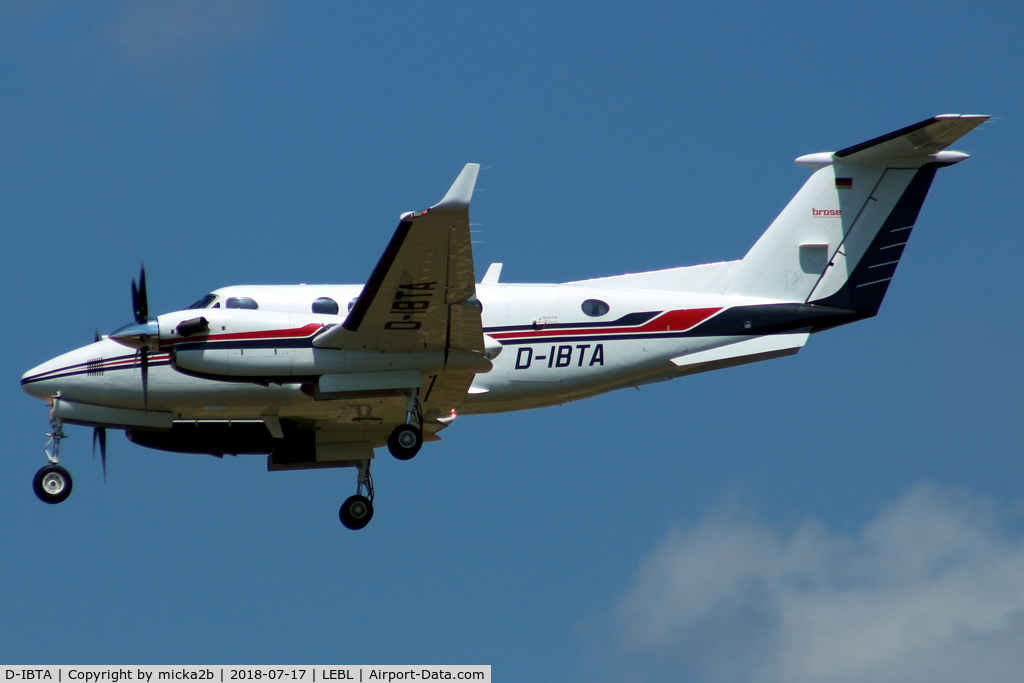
314,164,484,356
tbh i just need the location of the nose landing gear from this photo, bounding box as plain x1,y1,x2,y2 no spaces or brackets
34,411,73,504
340,460,374,530
34,464,72,504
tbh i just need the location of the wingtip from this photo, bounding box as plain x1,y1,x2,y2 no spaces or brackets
432,163,481,211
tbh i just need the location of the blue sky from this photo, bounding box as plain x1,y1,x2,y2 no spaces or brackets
2,2,1023,681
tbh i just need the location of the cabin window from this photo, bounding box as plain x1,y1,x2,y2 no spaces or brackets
225,297,259,310
312,297,340,315
581,299,610,317
186,294,217,310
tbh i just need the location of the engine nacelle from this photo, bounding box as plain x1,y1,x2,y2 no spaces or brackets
173,345,449,378
158,309,491,381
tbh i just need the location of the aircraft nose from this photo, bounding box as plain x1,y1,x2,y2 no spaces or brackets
21,358,61,402
21,341,111,405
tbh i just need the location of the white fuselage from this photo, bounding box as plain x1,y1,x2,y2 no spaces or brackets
21,280,795,423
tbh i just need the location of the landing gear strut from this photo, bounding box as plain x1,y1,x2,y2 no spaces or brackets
339,460,374,530
388,388,423,460
34,410,73,504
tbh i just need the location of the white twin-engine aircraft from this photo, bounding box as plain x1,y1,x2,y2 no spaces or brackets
22,114,987,529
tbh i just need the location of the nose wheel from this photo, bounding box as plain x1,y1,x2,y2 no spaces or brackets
340,460,374,530
33,409,73,504
34,464,73,504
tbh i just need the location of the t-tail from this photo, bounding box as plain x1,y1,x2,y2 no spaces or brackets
724,114,989,319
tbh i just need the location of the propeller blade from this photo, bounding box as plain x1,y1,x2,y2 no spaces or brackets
92,427,107,482
137,264,148,322
131,278,140,324
98,427,107,482
140,349,149,410
127,264,153,409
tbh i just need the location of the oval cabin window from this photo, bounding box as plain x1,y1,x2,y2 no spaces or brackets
225,297,259,310
311,297,340,315
581,299,610,317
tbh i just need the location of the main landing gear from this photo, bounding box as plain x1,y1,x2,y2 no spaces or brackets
339,389,424,528
387,388,423,460
34,413,73,504
388,424,422,460
340,460,374,530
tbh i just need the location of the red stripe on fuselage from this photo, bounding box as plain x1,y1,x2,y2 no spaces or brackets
158,323,325,348
489,307,723,340
103,354,170,368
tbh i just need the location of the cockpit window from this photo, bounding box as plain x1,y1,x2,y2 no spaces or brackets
311,297,340,315
225,297,259,310
186,294,217,310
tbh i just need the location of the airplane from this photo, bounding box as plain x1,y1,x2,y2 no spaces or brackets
21,114,988,529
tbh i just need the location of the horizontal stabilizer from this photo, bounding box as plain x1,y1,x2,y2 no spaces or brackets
834,114,989,162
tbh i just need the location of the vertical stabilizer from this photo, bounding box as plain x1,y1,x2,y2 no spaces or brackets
723,115,988,315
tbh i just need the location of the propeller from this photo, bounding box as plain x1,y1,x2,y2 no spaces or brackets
92,264,150,481
110,264,156,408
92,427,107,482
131,264,148,325
130,264,150,409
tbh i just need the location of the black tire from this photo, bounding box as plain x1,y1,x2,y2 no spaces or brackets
33,464,72,504
339,494,374,530
387,424,422,461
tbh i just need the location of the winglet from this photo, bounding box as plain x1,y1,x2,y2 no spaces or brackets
431,163,480,211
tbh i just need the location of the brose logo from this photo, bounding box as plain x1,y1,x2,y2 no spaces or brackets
812,208,841,217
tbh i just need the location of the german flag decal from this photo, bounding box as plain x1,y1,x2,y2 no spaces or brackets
835,177,853,189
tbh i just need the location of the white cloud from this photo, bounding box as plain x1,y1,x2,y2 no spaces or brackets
109,0,272,66
101,0,275,108
595,484,1024,683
